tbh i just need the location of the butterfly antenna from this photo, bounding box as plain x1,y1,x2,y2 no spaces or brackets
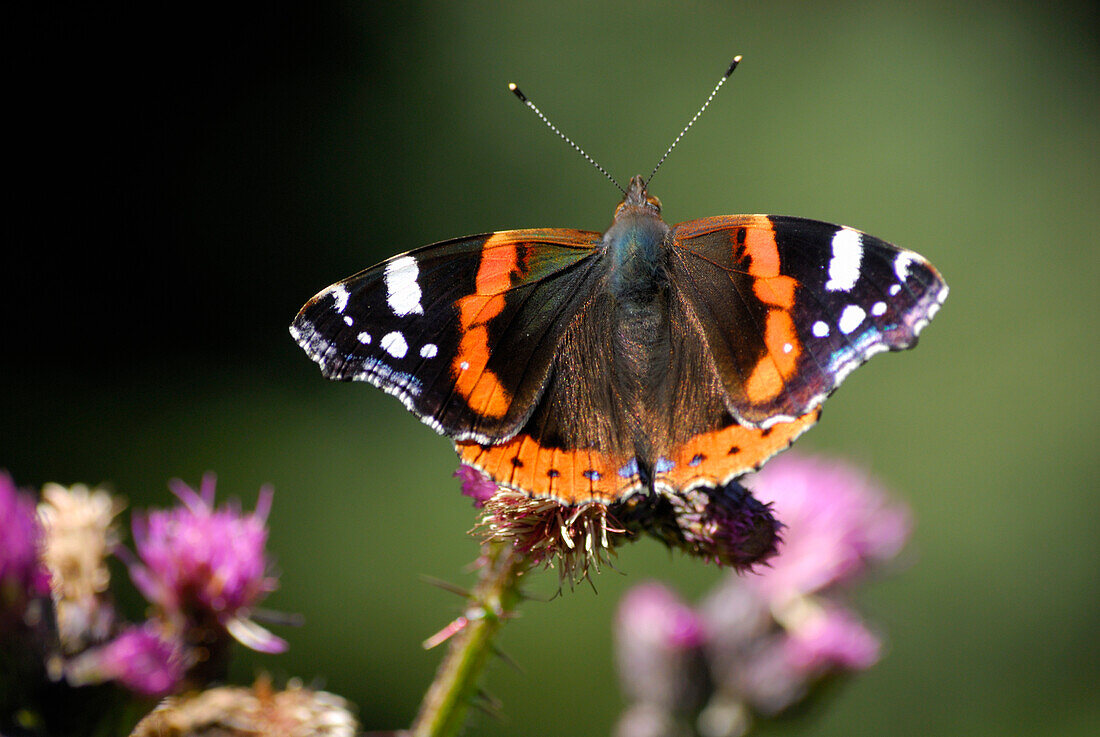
646,55,742,187
509,82,625,195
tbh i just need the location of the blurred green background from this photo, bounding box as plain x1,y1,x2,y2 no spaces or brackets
5,2,1098,735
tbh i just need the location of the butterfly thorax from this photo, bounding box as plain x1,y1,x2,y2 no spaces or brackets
601,176,676,462
606,176,670,304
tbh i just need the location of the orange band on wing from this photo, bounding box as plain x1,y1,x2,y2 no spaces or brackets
741,216,780,277
452,235,521,419
737,218,803,403
456,436,637,505
745,308,802,402
656,410,820,492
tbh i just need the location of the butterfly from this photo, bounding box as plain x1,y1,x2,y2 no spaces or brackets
290,61,947,507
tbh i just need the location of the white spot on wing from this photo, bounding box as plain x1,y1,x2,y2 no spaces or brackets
894,252,916,282
357,332,371,344
872,301,887,316
839,305,866,335
420,343,438,359
380,331,408,359
783,342,793,353
825,227,863,292
384,256,424,317
889,284,901,296
459,361,470,370
343,315,353,326
329,285,350,314
812,320,830,337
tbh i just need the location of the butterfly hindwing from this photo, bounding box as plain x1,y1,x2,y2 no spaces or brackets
291,229,602,442
670,215,948,427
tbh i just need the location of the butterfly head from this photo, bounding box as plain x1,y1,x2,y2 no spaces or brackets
614,175,663,220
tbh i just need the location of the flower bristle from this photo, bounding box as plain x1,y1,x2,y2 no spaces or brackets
475,489,627,585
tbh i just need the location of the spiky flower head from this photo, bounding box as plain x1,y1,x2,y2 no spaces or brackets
474,475,783,582
126,474,286,654
666,482,782,569
476,489,623,583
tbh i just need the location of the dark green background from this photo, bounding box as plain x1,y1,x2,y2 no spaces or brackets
6,2,1098,735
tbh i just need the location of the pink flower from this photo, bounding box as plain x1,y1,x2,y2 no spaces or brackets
614,453,913,734
66,623,186,697
126,474,286,653
454,465,498,508
745,454,911,602
615,582,708,711
0,471,50,626
783,604,880,673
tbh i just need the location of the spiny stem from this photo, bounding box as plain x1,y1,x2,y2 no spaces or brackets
409,542,531,737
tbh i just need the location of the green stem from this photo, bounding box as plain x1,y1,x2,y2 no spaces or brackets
409,542,530,737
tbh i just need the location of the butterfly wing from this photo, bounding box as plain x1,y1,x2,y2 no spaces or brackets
669,215,947,427
291,229,602,443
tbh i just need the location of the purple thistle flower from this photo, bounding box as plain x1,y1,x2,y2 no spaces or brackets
668,482,782,570
0,471,50,627
126,474,286,654
744,453,911,603
781,602,880,673
454,465,498,508
615,582,709,711
66,623,186,698
614,453,913,734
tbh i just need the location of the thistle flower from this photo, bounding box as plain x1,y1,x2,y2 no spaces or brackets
0,471,50,629
476,489,622,582
615,582,709,711
37,482,124,652
665,482,781,569
743,453,911,605
454,465,498,508
65,622,186,697
614,453,912,737
126,474,286,655
475,473,783,584
780,600,880,673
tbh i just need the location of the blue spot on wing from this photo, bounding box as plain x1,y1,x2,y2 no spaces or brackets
618,458,640,479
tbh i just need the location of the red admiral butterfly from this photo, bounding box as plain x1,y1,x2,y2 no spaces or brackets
291,59,947,506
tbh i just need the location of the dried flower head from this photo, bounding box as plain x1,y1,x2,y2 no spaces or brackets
126,474,286,654
37,482,124,652
130,677,359,737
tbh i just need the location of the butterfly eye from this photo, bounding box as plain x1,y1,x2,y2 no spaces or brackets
647,195,663,212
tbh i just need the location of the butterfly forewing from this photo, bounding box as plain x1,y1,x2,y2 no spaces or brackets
670,215,948,427
291,229,602,442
